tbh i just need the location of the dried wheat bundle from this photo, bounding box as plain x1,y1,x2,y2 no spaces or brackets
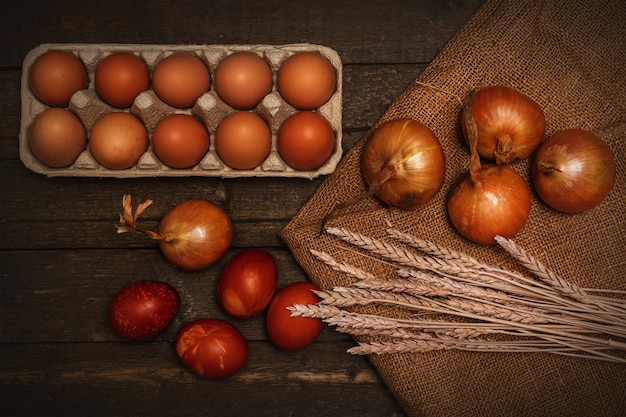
289,227,626,363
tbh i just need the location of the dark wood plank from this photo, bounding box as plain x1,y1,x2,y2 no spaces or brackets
0,248,328,343
0,163,321,227
1,0,483,67
0,341,405,417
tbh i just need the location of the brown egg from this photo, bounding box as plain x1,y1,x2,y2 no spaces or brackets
95,52,150,108
29,50,89,107
277,52,336,110
28,108,87,168
152,114,210,169
215,111,272,170
214,51,273,109
89,112,148,169
152,53,210,108
277,111,334,170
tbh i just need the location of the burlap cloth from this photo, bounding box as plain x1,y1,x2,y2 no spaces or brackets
281,0,625,415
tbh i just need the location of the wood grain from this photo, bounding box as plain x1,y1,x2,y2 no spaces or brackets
0,1,484,415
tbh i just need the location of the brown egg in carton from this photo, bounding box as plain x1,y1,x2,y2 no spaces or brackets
19,43,343,178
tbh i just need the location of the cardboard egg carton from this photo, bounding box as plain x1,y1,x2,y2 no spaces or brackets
20,43,343,178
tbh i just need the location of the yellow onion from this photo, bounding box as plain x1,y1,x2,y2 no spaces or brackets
532,129,616,213
448,100,531,245
361,118,446,210
448,164,531,245
117,195,233,270
462,85,545,165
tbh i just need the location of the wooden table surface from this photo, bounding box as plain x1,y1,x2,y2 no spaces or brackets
0,1,484,416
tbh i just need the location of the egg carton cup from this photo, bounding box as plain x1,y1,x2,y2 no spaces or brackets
20,43,343,179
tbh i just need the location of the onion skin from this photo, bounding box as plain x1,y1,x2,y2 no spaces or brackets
361,118,446,210
158,200,233,270
447,165,531,245
532,129,616,213
462,85,545,165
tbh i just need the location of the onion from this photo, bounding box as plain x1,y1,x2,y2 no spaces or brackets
448,103,531,245
448,164,531,245
532,129,616,213
462,85,545,165
321,118,445,231
361,118,446,210
117,195,233,270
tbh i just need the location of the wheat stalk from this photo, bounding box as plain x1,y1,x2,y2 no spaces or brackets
310,249,377,282
328,227,568,304
387,228,565,296
288,302,605,341
495,236,591,300
494,235,626,316
319,244,625,326
347,339,618,360
390,228,626,313
387,228,484,269
313,249,626,336
288,303,503,339
306,227,626,363
330,226,626,317
316,286,626,346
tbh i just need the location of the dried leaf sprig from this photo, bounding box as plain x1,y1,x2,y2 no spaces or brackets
290,228,626,362
116,194,162,240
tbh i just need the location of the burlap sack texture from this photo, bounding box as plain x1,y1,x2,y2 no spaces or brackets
281,0,625,416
